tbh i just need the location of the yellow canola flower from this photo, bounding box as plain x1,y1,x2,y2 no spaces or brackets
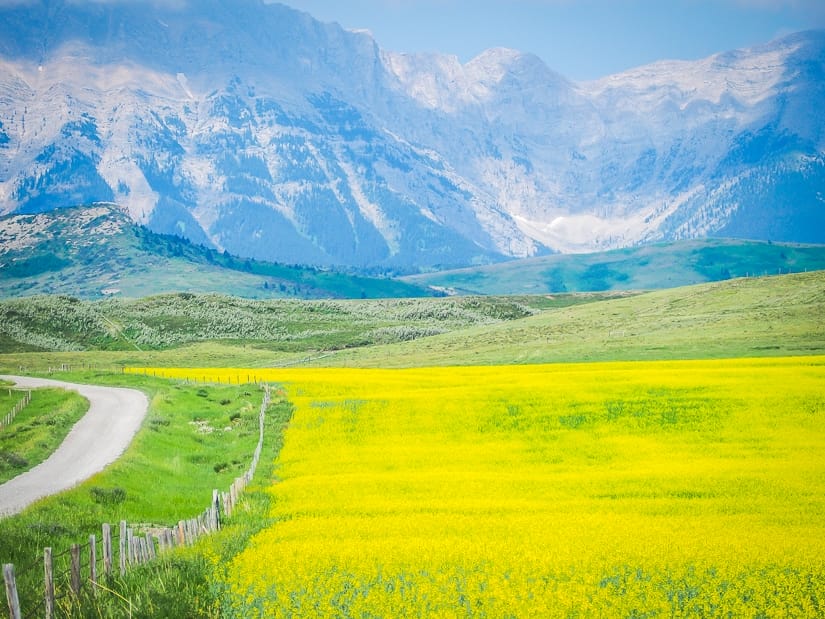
130,357,825,617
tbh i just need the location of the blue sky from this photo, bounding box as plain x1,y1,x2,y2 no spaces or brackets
282,0,825,80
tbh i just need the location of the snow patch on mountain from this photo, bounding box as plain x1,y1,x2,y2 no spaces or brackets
0,1,822,268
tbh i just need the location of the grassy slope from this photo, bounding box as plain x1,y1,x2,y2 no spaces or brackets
402,238,825,295
0,293,624,358
0,205,432,300
304,270,825,367
0,271,821,372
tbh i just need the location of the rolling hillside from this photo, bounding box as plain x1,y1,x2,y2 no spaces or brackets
310,270,825,367
0,271,820,369
0,292,596,354
402,239,825,294
0,204,433,300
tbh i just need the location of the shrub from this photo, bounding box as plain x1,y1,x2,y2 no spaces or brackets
89,486,127,505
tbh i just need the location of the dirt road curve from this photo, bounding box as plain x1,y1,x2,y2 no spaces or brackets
0,376,148,517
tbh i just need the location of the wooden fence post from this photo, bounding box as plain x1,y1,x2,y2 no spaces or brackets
139,537,147,564
212,489,221,531
89,535,97,593
2,564,21,619
137,532,144,563
70,544,81,596
119,521,127,576
102,524,112,579
44,548,54,619
126,528,134,565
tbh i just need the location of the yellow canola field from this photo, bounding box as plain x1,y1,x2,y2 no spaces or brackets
136,357,825,617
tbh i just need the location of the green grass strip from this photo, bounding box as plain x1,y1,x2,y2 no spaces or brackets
0,388,88,484
0,372,290,617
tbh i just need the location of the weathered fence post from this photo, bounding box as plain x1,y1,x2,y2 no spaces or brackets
70,544,81,596
127,529,135,565
119,521,127,576
212,489,221,531
102,523,112,579
137,533,144,563
2,564,21,619
89,534,97,593
229,480,238,516
44,548,54,619
221,491,229,519
139,536,147,563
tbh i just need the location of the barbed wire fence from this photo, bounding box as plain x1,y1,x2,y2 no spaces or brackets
3,386,270,619
1,391,31,431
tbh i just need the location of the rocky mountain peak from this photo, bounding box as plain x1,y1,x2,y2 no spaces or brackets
0,2,823,268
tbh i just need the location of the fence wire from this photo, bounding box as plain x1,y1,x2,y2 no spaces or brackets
3,385,271,619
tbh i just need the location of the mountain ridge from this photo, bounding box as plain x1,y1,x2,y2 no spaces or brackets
0,0,822,269
402,238,825,295
0,203,436,299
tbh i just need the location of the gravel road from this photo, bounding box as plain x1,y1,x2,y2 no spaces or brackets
0,376,148,517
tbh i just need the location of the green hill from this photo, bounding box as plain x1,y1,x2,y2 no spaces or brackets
0,271,820,371
402,238,825,294
0,204,433,300
310,270,825,367
1,291,617,354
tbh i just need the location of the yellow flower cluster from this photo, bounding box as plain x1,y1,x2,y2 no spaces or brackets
134,357,825,617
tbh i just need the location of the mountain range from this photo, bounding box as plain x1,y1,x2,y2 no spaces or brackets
0,0,823,270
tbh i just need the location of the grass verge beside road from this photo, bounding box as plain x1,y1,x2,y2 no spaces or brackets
0,372,292,617
0,388,88,484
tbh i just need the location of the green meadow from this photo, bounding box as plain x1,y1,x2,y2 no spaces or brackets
0,269,822,616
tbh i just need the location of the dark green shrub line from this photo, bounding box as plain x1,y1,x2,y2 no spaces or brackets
0,293,542,353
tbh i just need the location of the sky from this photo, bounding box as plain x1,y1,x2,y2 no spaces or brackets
282,0,825,80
